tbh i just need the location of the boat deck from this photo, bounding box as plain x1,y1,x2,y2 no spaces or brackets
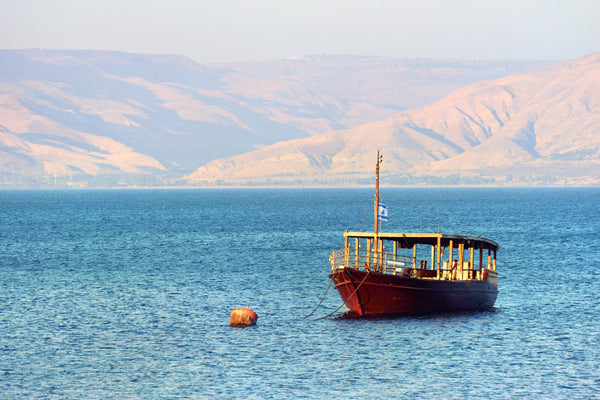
330,232,498,282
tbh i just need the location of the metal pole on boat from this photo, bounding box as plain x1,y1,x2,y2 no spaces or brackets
374,151,382,267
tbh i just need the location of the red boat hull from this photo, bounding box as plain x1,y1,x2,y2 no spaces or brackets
329,268,498,316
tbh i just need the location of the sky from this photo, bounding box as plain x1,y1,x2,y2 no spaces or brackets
1,0,599,64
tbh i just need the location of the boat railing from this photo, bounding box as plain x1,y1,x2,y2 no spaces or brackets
330,249,491,280
439,261,492,280
329,248,416,275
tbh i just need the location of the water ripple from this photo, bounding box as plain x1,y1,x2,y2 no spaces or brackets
0,188,599,399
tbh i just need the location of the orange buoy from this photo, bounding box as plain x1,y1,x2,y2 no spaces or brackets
229,307,258,327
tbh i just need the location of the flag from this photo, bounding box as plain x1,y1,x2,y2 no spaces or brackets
378,203,388,221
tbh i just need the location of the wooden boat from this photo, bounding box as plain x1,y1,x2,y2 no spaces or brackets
328,152,499,316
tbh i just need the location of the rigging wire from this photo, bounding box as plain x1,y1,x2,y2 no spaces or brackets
357,190,373,232
307,193,372,320
303,279,332,319
315,271,371,320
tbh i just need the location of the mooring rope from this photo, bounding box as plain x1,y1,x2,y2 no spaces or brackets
315,271,371,320
303,279,333,319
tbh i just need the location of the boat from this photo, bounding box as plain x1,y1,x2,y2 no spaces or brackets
328,151,499,316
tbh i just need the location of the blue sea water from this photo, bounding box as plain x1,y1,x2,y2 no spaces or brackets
0,188,599,399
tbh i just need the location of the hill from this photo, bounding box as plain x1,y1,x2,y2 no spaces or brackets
185,54,600,186
0,50,551,187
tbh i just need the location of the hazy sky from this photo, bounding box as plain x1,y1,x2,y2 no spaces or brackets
2,0,598,63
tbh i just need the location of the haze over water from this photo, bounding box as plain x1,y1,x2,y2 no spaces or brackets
1,188,598,398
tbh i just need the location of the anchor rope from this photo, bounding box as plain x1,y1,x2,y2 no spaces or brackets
303,279,333,319
315,271,371,320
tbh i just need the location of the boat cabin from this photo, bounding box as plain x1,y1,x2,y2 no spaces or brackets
330,231,499,281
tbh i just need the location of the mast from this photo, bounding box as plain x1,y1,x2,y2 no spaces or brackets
373,151,382,256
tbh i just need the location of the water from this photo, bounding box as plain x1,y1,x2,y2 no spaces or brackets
0,188,599,399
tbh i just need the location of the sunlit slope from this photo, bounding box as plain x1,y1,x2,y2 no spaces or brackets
0,50,549,184
185,54,600,185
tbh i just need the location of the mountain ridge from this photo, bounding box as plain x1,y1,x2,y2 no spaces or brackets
1,49,584,187
185,53,600,186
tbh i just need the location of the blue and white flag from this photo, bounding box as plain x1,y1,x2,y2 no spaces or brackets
378,203,388,221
